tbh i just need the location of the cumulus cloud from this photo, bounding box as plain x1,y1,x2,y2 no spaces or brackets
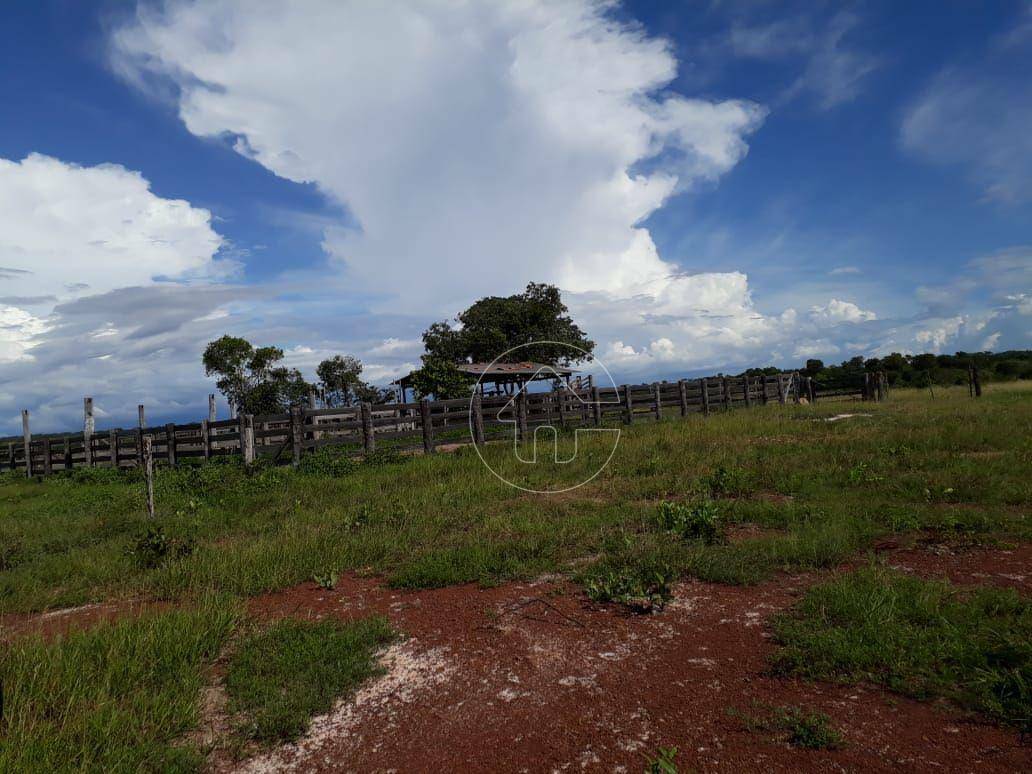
808,298,877,324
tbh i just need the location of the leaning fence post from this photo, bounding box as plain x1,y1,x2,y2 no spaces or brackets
419,398,434,454
242,415,255,465
83,397,94,467
143,437,155,519
165,423,177,468
290,406,303,466
21,409,32,477
361,402,376,454
652,382,662,421
700,378,710,414
472,393,486,444
678,380,689,416
622,385,633,424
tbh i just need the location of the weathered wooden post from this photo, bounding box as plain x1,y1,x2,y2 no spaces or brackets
110,429,120,469
63,436,72,470
556,387,567,429
21,410,32,477
208,393,217,422
165,423,177,468
361,402,375,454
652,382,663,421
137,405,146,467
200,419,211,460
967,365,975,397
290,406,303,466
722,377,731,411
7,441,14,471
743,375,752,408
42,437,52,476
863,372,872,401
242,415,255,465
143,437,155,519
761,376,769,405
83,397,94,466
700,378,710,414
678,380,689,416
777,375,786,404
517,389,530,439
972,367,982,398
591,385,603,426
419,398,434,454
472,393,486,445
622,385,633,425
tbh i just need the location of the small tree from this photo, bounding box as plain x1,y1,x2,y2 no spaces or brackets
316,355,365,406
203,335,311,414
409,355,474,399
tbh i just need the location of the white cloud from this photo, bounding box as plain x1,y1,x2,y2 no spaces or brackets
808,298,876,324
111,0,765,318
828,265,861,275
0,153,226,366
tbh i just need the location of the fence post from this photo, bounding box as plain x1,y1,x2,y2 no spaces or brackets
761,376,769,405
517,390,529,439
742,375,751,408
361,402,376,454
208,393,217,422
42,437,52,476
7,441,13,471
83,397,94,467
143,437,155,519
472,393,486,444
591,386,603,426
110,429,120,469
420,398,434,454
137,405,146,467
200,419,211,460
678,380,689,416
242,415,255,465
652,382,662,421
722,377,731,411
972,367,982,398
777,375,786,404
622,385,633,424
290,406,303,466
21,410,32,477
556,387,567,429
165,423,177,468
63,436,72,470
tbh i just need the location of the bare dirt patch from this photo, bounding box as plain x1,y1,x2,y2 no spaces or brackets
229,569,1029,773
0,598,170,641
887,540,1032,594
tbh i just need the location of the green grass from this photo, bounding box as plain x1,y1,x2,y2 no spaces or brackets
225,616,396,745
771,566,1032,728
1,383,1029,614
0,596,238,772
730,703,844,749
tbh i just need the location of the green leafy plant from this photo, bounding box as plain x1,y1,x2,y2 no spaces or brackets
313,570,339,590
643,745,678,773
364,447,404,467
582,558,674,613
125,527,194,569
706,464,751,497
730,704,843,750
657,500,723,544
297,448,358,477
846,461,882,486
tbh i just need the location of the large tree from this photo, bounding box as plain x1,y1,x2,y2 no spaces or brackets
424,282,593,366
203,335,311,415
316,355,395,406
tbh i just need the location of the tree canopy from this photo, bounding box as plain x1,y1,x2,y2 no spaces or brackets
202,335,311,414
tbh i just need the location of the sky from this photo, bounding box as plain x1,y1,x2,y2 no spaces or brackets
1,0,1030,433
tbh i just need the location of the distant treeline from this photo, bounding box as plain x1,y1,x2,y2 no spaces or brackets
741,350,1032,389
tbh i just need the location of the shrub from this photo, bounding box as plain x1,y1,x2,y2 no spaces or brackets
125,527,194,569
657,500,723,544
297,448,358,477
582,552,675,613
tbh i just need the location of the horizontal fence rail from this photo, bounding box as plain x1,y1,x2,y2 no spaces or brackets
2,370,888,477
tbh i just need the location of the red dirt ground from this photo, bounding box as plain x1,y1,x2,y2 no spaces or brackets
232,557,1030,772
5,543,1030,772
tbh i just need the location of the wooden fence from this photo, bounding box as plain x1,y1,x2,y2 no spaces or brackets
1,370,887,477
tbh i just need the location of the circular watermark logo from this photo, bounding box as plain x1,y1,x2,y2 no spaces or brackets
467,342,621,494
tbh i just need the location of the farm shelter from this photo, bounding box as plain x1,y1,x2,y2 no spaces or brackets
393,361,578,400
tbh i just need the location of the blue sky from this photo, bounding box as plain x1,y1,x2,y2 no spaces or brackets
1,0,1030,432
